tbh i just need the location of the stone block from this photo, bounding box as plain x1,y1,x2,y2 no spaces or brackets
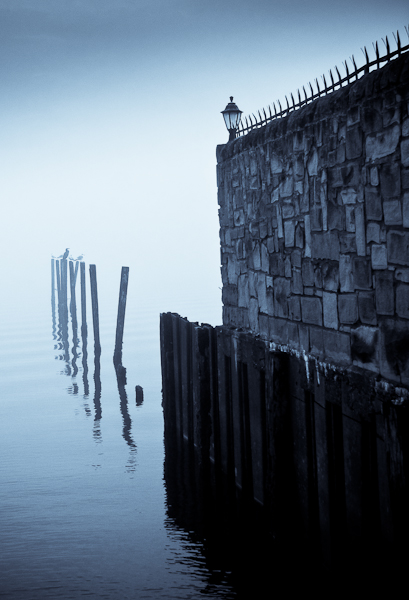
284,255,292,278
403,192,409,228
383,200,402,226
396,283,409,319
371,244,388,270
222,284,238,307
345,205,355,232
375,270,394,315
323,291,338,330
370,166,379,187
353,257,372,289
238,275,249,308
339,232,357,254
292,268,303,295
362,106,382,133
291,249,302,268
366,222,380,244
323,330,351,364
402,138,409,167
351,326,379,373
302,260,314,287
295,223,304,248
354,204,366,257
365,186,382,220
261,242,269,273
257,314,269,341
358,291,377,325
287,321,300,347
227,255,238,284
288,295,301,321
311,231,340,261
274,278,291,318
309,326,324,358
395,268,409,283
403,117,409,137
256,274,268,314
387,230,409,266
402,169,409,190
284,220,295,247
249,297,259,332
327,202,345,231
346,126,363,159
338,294,358,324
301,296,322,326
304,214,311,258
339,254,354,292
379,319,409,384
270,253,284,277
299,323,309,352
341,188,358,205
365,124,400,161
269,317,288,344
380,163,401,198
322,262,339,291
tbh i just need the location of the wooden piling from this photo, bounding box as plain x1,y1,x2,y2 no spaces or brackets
89,264,101,354
69,260,78,331
113,267,129,367
80,262,87,336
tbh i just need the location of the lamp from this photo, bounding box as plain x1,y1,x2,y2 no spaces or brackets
221,97,242,141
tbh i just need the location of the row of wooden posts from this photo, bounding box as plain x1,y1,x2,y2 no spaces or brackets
51,258,129,371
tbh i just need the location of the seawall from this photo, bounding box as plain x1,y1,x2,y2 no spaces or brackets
217,52,409,388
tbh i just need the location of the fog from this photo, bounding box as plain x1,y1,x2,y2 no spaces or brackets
0,0,407,325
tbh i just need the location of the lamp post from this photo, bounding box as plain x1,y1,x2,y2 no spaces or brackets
221,96,242,142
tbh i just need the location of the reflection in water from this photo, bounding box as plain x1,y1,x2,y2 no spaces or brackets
51,257,141,463
116,369,137,471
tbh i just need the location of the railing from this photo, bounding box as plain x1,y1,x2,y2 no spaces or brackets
237,26,409,137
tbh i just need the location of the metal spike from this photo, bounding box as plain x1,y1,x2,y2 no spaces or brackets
374,40,379,61
303,86,308,101
298,89,301,104
285,96,290,111
268,105,272,119
344,60,349,78
249,115,253,126
273,102,277,116
263,107,267,122
350,55,358,79
315,78,320,95
309,82,314,97
361,46,370,74
322,74,328,94
278,100,282,114
329,69,335,88
253,114,258,126
291,93,295,108
258,110,262,123
393,30,401,54
245,117,249,129
405,25,409,40
335,66,342,84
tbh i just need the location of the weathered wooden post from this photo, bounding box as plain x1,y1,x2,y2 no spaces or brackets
80,262,87,336
69,261,78,332
51,259,56,336
89,264,101,354
113,267,129,383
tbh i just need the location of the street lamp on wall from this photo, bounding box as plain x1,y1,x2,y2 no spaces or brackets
221,97,242,142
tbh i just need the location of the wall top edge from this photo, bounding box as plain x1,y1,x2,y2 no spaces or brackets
216,52,409,164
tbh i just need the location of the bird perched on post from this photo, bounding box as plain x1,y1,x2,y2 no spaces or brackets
62,248,69,260
75,254,84,261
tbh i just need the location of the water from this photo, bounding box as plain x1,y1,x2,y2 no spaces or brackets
0,266,241,600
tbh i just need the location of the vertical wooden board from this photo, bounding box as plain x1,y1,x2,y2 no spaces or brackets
230,333,244,493
160,313,176,438
375,405,393,543
342,415,363,540
216,328,233,478
247,341,266,506
178,317,191,444
313,381,331,557
208,326,220,470
290,394,311,536
192,325,211,461
170,313,183,449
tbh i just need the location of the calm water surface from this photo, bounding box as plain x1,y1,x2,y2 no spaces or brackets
0,272,241,599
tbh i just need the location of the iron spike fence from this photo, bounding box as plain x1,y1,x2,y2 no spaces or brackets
236,27,409,137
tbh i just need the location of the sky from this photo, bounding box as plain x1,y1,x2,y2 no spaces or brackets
0,0,408,324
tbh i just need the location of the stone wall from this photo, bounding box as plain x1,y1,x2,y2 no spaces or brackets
217,52,409,388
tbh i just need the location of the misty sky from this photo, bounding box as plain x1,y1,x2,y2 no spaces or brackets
0,0,408,322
